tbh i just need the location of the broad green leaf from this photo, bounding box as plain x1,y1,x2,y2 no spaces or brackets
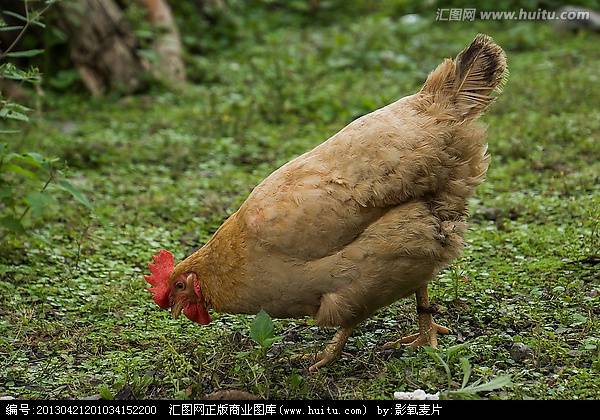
3,153,45,171
25,152,45,164
3,163,38,179
57,179,93,210
250,309,275,348
25,191,55,218
4,152,20,162
10,152,45,168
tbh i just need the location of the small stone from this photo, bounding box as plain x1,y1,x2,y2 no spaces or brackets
510,342,534,362
114,385,135,400
394,389,440,400
381,348,404,359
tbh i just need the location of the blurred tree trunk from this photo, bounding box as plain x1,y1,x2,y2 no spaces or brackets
55,0,146,96
141,0,186,84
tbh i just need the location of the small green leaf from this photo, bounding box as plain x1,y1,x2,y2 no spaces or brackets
0,10,45,28
0,25,24,32
288,373,303,389
264,336,284,348
234,351,252,359
0,107,29,122
461,375,512,393
0,63,41,82
6,152,44,169
459,357,472,390
446,343,467,359
2,10,28,23
5,49,44,58
98,385,113,400
57,179,93,210
250,309,275,349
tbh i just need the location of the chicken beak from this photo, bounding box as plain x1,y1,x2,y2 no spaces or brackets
171,301,184,319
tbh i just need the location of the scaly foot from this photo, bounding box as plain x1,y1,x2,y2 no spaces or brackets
384,286,451,350
306,347,344,372
289,349,345,371
295,327,353,372
383,321,450,349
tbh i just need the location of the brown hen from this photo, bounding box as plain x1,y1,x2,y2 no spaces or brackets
145,34,507,371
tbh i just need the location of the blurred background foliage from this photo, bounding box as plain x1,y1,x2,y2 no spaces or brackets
4,0,600,93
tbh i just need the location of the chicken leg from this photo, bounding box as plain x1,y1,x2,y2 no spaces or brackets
383,286,450,349
307,327,353,372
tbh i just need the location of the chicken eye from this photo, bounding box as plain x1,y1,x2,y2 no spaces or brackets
175,282,185,290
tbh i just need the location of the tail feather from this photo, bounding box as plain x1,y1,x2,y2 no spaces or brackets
419,34,508,121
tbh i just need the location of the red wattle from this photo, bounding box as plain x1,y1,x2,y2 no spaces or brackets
183,277,211,324
184,303,211,325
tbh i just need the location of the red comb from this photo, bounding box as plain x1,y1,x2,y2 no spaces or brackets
144,249,174,309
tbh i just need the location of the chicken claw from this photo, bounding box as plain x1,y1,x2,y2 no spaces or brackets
383,321,450,349
302,327,353,372
383,285,451,350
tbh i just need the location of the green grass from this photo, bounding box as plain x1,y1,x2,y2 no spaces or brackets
1,11,599,399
